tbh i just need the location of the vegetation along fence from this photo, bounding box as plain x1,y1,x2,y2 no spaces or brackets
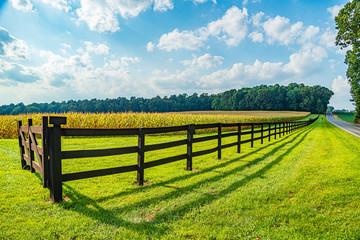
18,116,318,203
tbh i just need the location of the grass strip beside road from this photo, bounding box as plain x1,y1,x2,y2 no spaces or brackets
1,116,359,239
333,112,355,123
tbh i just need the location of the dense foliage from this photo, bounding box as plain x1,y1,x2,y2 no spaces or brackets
335,0,360,122
211,83,333,113
0,83,332,115
0,93,214,115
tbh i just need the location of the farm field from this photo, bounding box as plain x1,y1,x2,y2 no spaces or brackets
1,116,360,239
333,112,356,123
0,111,309,139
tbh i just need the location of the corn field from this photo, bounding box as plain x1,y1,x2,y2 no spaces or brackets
0,111,310,139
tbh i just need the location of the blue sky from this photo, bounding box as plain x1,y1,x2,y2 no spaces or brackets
0,0,353,110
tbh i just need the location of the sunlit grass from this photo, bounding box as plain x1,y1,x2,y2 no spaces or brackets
1,116,360,239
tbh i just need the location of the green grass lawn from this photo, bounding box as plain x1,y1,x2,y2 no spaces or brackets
1,116,360,239
333,112,356,123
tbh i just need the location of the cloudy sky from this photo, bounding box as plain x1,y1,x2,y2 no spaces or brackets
0,0,354,110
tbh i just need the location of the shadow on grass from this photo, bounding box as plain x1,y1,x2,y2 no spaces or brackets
60,124,316,236
71,126,312,204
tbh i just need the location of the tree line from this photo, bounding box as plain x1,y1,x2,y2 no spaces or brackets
211,83,333,113
335,0,360,122
0,83,333,115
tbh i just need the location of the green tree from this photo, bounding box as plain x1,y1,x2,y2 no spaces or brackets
335,0,360,122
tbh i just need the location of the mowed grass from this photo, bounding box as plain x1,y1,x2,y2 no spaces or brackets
1,116,360,239
333,112,356,123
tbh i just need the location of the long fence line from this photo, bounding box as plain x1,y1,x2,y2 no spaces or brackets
18,116,318,203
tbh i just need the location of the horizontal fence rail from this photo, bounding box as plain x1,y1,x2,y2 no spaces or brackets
18,115,318,203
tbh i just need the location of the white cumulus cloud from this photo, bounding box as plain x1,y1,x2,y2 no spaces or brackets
204,6,249,46
153,0,174,11
284,44,327,76
76,0,120,32
154,6,249,51
182,53,223,69
146,42,155,52
75,0,213,33
299,25,320,44
249,31,263,43
263,15,303,45
0,27,29,60
251,12,264,27
330,75,353,110
332,75,350,95
9,0,33,12
320,28,337,48
40,0,71,12
157,29,205,51
327,5,343,20
84,41,110,55
197,60,286,88
192,0,217,4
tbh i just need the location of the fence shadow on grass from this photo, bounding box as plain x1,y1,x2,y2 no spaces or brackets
65,126,310,205
60,123,317,237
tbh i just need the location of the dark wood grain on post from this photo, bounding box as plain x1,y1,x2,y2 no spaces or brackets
217,123,222,159
237,123,241,153
28,119,35,173
274,123,277,140
137,128,145,186
42,117,49,188
18,121,26,169
268,123,271,141
261,123,263,144
49,116,66,203
187,124,194,171
290,122,292,133
251,123,254,148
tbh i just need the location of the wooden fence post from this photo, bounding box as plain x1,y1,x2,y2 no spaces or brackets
268,123,271,141
237,123,241,153
137,128,145,186
28,119,35,173
274,123,277,140
218,123,222,159
49,116,66,203
283,122,285,136
186,124,194,171
251,123,254,148
261,123,263,144
18,120,26,169
286,122,288,134
279,123,282,138
42,117,49,188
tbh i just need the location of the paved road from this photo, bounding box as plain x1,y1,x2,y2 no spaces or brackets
326,112,360,138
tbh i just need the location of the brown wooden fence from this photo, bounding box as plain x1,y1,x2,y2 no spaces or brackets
18,115,318,203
